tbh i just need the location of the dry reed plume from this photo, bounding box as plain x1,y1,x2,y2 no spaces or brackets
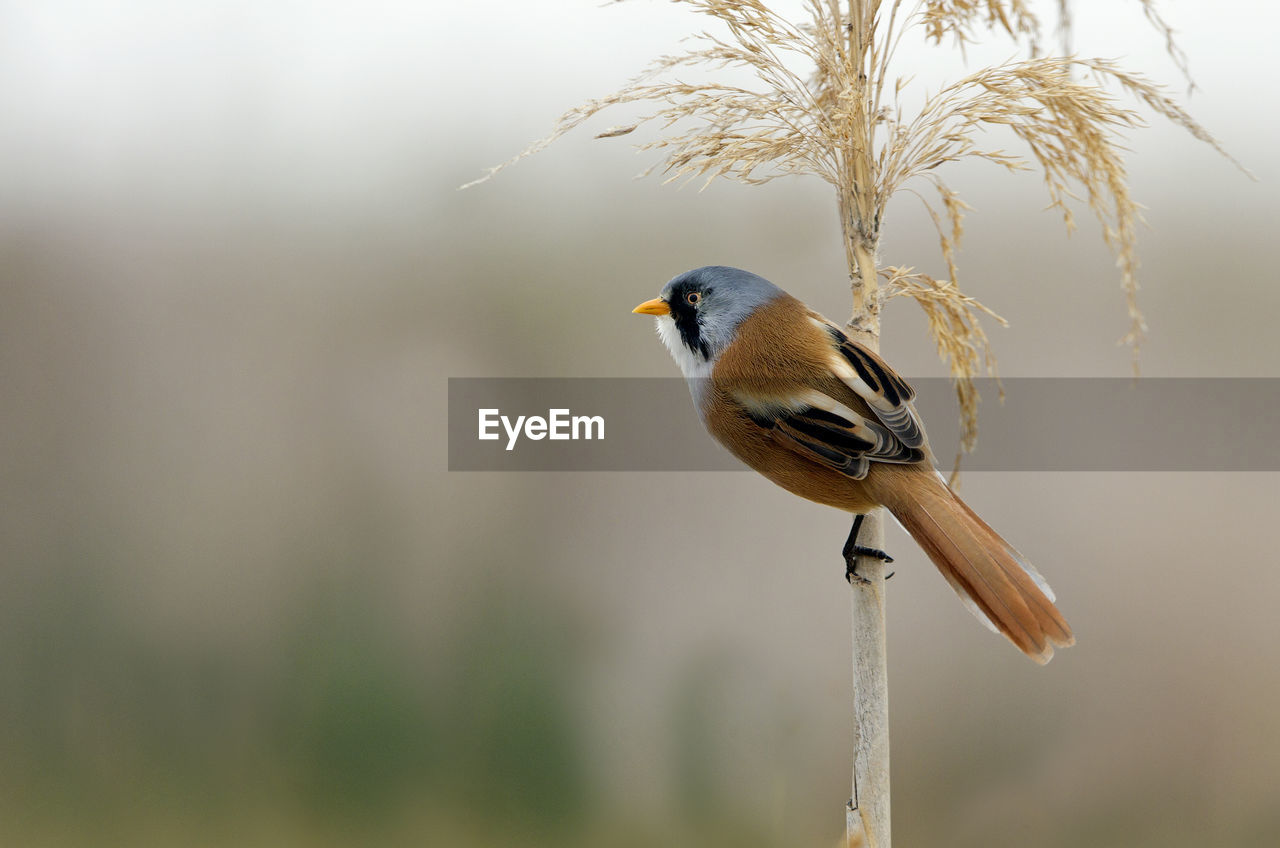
465,6,1246,844
465,0,1243,454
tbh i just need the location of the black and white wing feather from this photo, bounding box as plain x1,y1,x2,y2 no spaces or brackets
731,317,931,480
814,317,928,452
742,388,924,480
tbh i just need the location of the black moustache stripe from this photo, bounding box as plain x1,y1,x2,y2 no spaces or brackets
670,293,710,358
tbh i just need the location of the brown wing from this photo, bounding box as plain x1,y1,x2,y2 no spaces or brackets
710,294,929,481
742,394,923,480
811,316,928,452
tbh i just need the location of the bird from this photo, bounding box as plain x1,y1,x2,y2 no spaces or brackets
632,265,1074,664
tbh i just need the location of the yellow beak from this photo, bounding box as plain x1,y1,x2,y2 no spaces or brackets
632,298,670,316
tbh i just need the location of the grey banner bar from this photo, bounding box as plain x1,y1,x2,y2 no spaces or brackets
448,378,1280,471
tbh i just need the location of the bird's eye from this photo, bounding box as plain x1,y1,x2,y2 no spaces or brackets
686,291,701,305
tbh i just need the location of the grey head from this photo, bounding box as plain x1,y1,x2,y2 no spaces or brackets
652,266,784,378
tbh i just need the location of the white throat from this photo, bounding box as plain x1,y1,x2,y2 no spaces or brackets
655,315,714,412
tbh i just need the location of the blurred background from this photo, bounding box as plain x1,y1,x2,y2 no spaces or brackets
2,2,1278,846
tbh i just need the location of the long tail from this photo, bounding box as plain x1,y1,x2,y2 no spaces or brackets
884,473,1074,664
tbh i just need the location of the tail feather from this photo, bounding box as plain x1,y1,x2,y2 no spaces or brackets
948,492,1074,647
886,474,1074,664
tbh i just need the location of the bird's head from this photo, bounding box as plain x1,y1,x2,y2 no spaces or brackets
632,265,782,377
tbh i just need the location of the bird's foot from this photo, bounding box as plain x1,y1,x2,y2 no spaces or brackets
842,514,894,584
844,546,895,584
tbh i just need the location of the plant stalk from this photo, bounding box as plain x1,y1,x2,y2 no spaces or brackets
842,3,889,841
843,234,890,848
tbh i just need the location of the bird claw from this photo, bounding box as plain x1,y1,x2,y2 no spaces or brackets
845,565,872,586
842,514,895,584
845,547,894,584
855,546,894,564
